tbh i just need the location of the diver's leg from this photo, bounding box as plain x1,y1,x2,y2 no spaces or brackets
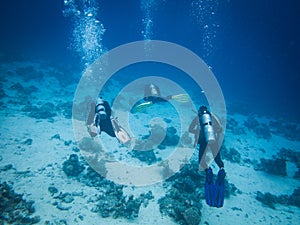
198,139,208,170
100,119,116,137
214,151,224,169
211,141,224,169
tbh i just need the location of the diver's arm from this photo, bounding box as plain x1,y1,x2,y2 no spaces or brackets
211,113,222,134
189,117,199,134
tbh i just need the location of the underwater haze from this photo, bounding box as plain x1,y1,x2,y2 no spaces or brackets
0,0,300,225
1,0,299,121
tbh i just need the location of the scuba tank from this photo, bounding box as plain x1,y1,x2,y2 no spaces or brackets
95,98,107,120
199,109,216,143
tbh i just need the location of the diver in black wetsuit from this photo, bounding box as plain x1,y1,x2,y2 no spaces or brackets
189,105,226,208
87,97,131,145
131,83,186,113
143,83,171,103
189,105,224,169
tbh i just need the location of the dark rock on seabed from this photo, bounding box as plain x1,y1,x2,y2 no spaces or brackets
61,153,154,220
83,167,154,219
0,182,40,224
62,154,85,177
254,157,287,176
256,187,300,209
159,159,241,225
244,117,272,140
269,120,300,141
158,162,203,225
221,146,241,164
131,149,158,165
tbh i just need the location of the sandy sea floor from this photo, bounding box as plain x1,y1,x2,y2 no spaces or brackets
0,61,300,225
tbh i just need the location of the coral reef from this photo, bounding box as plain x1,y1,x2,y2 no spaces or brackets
48,186,58,195
56,101,73,119
254,157,287,176
256,187,300,209
221,146,241,164
160,126,180,147
44,219,68,225
131,126,181,164
62,154,85,177
226,118,246,135
10,82,38,96
131,124,180,164
130,149,158,165
15,66,43,81
0,182,40,224
278,148,300,179
288,188,300,208
159,189,202,225
244,117,272,140
136,124,180,150
182,207,201,225
180,131,193,146
163,118,172,124
158,161,203,225
158,161,203,224
94,193,142,219
4,82,38,110
81,167,153,219
48,185,84,212
23,102,57,119
253,148,300,178
158,159,240,224
278,148,300,166
0,164,13,172
60,162,154,220
52,192,74,211
269,120,300,141
3,72,72,120
159,160,175,179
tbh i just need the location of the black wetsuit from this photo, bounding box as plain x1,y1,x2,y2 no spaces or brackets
198,122,224,169
95,101,115,137
88,100,115,137
190,115,224,169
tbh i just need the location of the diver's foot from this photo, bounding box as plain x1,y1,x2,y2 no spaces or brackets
217,168,226,181
205,167,214,184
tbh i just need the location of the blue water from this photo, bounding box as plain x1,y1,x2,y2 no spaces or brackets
1,0,300,224
1,0,299,121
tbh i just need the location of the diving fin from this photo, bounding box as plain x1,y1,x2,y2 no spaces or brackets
170,94,190,103
205,167,216,207
131,101,153,113
214,168,226,208
111,118,131,145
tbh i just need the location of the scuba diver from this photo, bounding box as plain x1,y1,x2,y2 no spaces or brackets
189,105,226,208
87,97,131,145
131,83,190,113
